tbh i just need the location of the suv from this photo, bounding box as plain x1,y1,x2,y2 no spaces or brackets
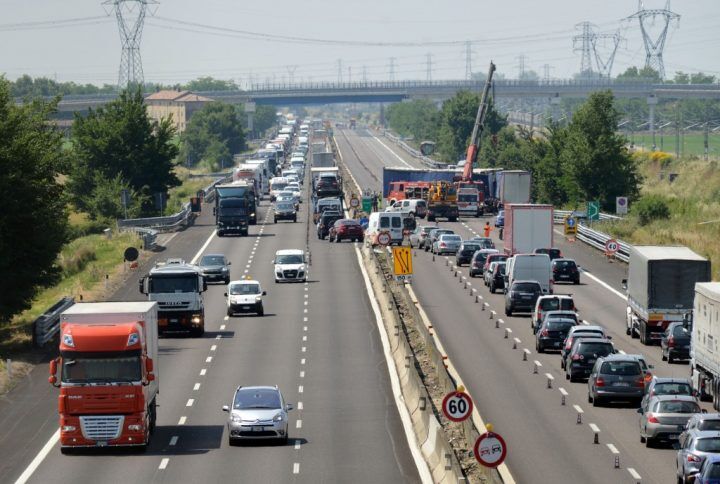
198,254,231,284
587,355,645,406
317,210,342,239
661,322,692,363
469,249,500,278
677,429,720,484
274,201,297,223
536,317,577,353
551,258,580,285
534,247,563,260
565,338,615,382
505,280,543,316
456,241,483,266
222,386,293,444
273,249,307,283
533,295,576,330
225,279,266,316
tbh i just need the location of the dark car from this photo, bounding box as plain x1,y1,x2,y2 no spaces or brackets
425,229,454,252
488,262,506,294
533,310,580,334
456,242,483,266
587,355,645,406
505,280,543,316
552,258,580,284
561,327,608,368
329,219,364,243
534,247,563,260
662,322,692,363
469,249,500,278
470,237,496,250
484,253,508,275
536,317,577,353
317,211,342,239
198,254,231,284
273,201,297,223
565,338,615,382
495,210,505,228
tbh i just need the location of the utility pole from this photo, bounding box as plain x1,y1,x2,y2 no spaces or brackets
389,57,396,82
362,65,368,83
627,0,680,79
337,59,343,83
465,41,472,80
348,66,352,84
573,21,596,77
103,0,158,88
426,53,433,82
542,64,553,82
516,54,526,79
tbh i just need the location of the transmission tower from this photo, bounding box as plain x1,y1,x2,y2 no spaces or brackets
542,64,554,82
516,54,526,79
336,59,343,83
627,1,680,79
592,30,624,78
286,65,298,84
362,65,368,83
464,41,473,80
573,21,596,76
103,0,157,88
389,57,396,81
426,53,433,81
348,66,352,83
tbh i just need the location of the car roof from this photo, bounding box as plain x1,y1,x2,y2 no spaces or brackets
201,253,225,259
512,280,542,285
545,310,577,316
597,354,640,363
648,394,698,402
687,429,720,438
573,337,612,347
229,279,260,285
439,234,461,238
538,294,574,301
276,249,304,255
650,376,692,384
624,354,647,362
235,385,280,393
569,325,604,333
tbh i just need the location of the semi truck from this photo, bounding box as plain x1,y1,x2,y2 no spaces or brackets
503,204,553,255
214,181,255,233
691,283,720,407
623,246,711,345
49,302,159,452
139,258,207,336
233,163,263,202
498,170,531,205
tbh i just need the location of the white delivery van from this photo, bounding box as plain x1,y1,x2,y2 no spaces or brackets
506,253,552,294
366,212,405,246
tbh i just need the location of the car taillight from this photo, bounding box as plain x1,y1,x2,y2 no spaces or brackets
635,377,645,388
565,340,572,350
647,414,659,424
440,243,446,247
668,337,675,348
572,354,584,361
595,377,605,387
541,329,549,337
687,454,702,463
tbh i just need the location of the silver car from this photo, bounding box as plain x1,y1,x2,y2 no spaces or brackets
433,234,462,255
222,386,294,445
676,429,720,483
587,355,645,406
639,395,701,447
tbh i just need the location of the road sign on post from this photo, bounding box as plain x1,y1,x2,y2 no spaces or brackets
350,196,359,208
377,231,391,247
564,216,577,235
605,239,619,255
587,201,600,221
361,196,372,213
442,391,473,422
616,196,628,215
392,246,413,281
474,432,508,468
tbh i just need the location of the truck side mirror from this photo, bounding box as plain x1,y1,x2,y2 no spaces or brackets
222,405,230,412
621,279,627,290
213,207,217,216
48,358,59,387
138,278,146,295
146,358,154,372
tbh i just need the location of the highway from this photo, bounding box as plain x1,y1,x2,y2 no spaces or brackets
337,127,691,483
0,171,420,482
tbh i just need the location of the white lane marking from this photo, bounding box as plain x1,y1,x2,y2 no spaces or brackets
193,383,201,391
573,405,584,414
186,399,194,407
298,385,304,393
581,320,589,325
304,287,308,292
246,264,251,269
298,401,304,410
303,326,307,331
303,308,308,313
206,356,212,363
300,371,305,378
589,423,600,433
304,294,309,298
301,346,306,352
581,268,627,301
607,443,619,454
294,440,301,450
210,345,217,351
223,316,229,321
296,420,302,429
13,429,60,484
169,436,179,446
190,230,217,264
370,133,414,168
559,387,569,396
293,463,300,474
304,301,308,306
220,324,226,330
178,416,187,425
302,335,307,341
159,458,170,470
200,368,207,376
301,358,306,365
215,335,221,340
628,468,642,480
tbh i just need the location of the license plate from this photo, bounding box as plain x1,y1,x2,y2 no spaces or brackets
522,295,532,299
554,342,561,347
96,441,107,447
587,360,595,365
669,434,679,439
170,319,178,323
242,306,250,310
614,382,630,387
251,426,263,432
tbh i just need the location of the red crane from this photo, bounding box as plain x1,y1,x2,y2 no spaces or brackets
462,62,496,181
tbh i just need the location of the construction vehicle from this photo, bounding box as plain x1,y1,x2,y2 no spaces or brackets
426,180,459,222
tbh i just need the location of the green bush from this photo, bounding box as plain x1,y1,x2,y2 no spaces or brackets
634,194,671,226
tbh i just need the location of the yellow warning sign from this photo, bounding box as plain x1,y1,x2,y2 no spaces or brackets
392,246,413,278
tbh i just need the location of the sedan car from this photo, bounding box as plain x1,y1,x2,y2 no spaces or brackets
456,241,483,266
198,254,231,284
274,201,297,223
661,321,692,363
433,234,462,255
329,219,364,243
225,279,266,316
565,338,615,382
587,355,645,406
536,317,577,353
551,258,580,284
425,229,454,252
677,429,720,483
505,280,543,316
222,386,293,444
639,395,701,447
470,237,496,250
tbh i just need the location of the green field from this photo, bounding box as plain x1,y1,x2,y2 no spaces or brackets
625,131,720,158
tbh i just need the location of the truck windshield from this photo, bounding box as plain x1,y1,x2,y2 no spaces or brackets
149,275,199,293
62,354,141,384
219,199,246,216
458,194,477,202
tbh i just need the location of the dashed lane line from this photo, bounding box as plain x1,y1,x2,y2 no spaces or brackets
169,436,178,446
193,383,201,391
186,399,194,407
178,416,187,425
159,458,170,470
200,369,206,376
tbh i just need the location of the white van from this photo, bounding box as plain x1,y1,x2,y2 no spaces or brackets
366,212,405,246
505,254,552,294
270,177,289,201
385,199,427,219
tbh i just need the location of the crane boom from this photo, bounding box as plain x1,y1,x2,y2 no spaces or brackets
462,62,496,181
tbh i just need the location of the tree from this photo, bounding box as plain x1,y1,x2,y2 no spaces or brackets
184,77,238,92
0,79,69,322
69,88,180,218
181,102,246,170
386,100,440,142
616,66,661,83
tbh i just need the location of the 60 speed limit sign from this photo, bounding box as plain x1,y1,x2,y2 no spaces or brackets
441,391,473,422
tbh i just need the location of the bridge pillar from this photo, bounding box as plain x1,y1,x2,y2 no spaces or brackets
245,102,256,138
647,95,658,151
550,95,561,123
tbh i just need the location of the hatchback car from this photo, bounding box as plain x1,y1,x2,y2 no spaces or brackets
488,262,506,294
534,310,580,334
536,317,577,353
317,211,343,239
677,429,720,483
693,454,720,484
533,295,577,330
662,322,692,363
588,355,645,406
470,237,496,250
483,253,508,275
625,353,654,391
505,280,543,316
469,249,500,278
433,234,462,255
425,229,454,252
274,201,297,223
639,395,701,446
484,261,500,287
329,219,364,243
534,247,563,260
222,386,293,445
642,377,696,410
456,242,483,266
225,279,266,316
495,210,505,227
686,414,720,433
410,225,435,249
551,258,580,284
561,327,609,369
198,254,231,284
565,338,615,382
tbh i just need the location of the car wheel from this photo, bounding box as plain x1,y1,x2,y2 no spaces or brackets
661,350,667,361
293,217,297,223
228,437,237,447
574,278,580,285
273,218,277,223
588,393,593,404
537,343,544,353
257,305,264,317
565,372,570,380
592,396,601,407
505,308,512,316
668,353,674,364
640,435,646,443
226,308,233,317
490,284,495,293
645,436,654,448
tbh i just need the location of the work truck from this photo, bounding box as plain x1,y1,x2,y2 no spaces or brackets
623,246,711,345
139,258,207,336
503,204,554,255
49,302,159,452
691,283,720,408
214,181,256,234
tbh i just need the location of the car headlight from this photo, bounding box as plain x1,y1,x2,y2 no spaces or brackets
128,424,143,431
255,296,262,302
221,267,228,272
230,414,242,423
273,413,284,422
191,315,201,324
276,272,283,278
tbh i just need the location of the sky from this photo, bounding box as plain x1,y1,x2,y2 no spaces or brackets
0,0,718,87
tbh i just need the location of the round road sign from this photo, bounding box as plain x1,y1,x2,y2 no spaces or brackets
566,217,576,228
441,391,473,422
474,432,507,468
350,197,360,208
377,232,391,246
124,247,139,262
605,239,619,254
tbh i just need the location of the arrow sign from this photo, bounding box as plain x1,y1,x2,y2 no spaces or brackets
587,201,600,221
392,246,413,277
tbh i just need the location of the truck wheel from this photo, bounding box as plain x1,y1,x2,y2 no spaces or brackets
640,327,647,345
149,399,157,433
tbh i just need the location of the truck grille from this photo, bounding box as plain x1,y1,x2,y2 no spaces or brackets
159,301,190,309
80,415,124,441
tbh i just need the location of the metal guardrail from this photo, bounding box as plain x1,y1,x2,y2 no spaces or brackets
33,296,75,347
382,131,448,169
554,210,630,262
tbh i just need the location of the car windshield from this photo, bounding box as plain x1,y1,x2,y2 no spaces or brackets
538,248,561,258
276,203,294,211
229,283,260,295
514,283,541,293
200,255,225,266
62,354,141,384
656,400,700,414
276,254,303,264
461,244,482,252
340,220,359,226
442,235,461,242
554,260,576,269
547,313,578,323
541,298,574,311
458,194,477,202
272,183,288,191
578,343,612,357
699,420,720,431
233,389,281,410
547,321,576,331
672,325,690,337
600,361,641,375
705,462,720,478
696,438,720,452
653,382,693,396
496,264,506,275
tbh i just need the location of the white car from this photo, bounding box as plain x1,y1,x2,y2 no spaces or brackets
225,279,266,316
273,249,307,283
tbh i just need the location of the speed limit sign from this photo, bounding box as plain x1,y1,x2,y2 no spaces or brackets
350,197,360,208
441,391,473,422
377,231,391,246
605,239,619,254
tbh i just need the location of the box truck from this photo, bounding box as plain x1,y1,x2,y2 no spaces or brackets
498,170,531,205
691,283,720,408
503,204,554,255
